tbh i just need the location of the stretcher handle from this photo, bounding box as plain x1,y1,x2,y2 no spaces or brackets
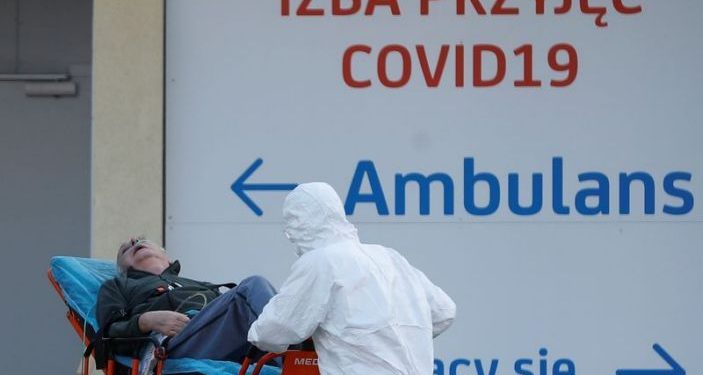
240,343,284,375
238,351,284,375
252,353,284,375
238,345,265,375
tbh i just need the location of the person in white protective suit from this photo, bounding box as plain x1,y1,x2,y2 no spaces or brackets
247,182,456,375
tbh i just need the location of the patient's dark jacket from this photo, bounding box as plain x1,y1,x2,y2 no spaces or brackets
96,261,222,338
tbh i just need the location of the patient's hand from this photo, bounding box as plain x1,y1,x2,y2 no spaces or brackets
139,311,190,337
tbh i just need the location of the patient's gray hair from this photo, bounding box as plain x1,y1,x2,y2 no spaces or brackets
116,235,146,274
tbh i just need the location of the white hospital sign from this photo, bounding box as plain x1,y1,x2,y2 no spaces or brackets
165,1,702,374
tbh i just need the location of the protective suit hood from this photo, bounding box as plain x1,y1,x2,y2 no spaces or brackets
282,182,359,257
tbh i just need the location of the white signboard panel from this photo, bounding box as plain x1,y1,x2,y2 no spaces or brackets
166,1,702,374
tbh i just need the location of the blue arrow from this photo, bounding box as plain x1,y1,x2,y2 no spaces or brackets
231,158,297,216
616,344,685,375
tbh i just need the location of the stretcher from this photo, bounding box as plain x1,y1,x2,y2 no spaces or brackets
238,341,320,375
48,256,284,375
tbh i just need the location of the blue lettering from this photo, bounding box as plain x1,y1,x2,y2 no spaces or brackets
619,172,655,214
343,158,695,217
663,172,694,215
553,359,576,375
449,359,471,375
575,172,610,215
395,172,454,215
539,348,549,375
552,157,570,214
515,359,534,375
464,157,500,216
475,359,499,375
345,160,389,215
439,353,575,375
508,172,543,215
434,359,445,375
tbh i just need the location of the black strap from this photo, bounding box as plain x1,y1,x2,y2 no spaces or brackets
89,309,127,368
87,328,109,369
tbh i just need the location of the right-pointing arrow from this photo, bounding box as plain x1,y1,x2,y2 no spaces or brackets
616,344,686,375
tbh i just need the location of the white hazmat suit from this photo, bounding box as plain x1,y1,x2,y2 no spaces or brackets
248,182,456,375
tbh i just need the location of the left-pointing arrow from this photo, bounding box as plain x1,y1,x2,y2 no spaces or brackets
230,158,298,216
616,344,686,375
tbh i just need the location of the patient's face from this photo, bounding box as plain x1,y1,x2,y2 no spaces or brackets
117,238,170,274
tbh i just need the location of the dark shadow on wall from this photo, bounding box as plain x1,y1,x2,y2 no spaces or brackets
0,0,93,374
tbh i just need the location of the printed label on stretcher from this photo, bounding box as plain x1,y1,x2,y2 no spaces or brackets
284,351,321,375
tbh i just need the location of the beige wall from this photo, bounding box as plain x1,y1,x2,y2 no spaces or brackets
92,0,164,259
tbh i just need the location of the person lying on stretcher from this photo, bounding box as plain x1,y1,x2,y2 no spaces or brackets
96,236,276,368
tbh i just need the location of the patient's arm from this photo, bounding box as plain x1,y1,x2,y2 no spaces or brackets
97,279,191,337
138,311,190,337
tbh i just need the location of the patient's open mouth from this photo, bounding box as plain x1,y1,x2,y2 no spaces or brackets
133,244,146,254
